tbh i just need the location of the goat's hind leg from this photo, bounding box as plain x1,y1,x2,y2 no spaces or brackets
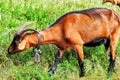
48,49,64,76
107,28,120,77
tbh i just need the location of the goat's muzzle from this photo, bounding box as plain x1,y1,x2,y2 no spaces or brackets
7,47,14,57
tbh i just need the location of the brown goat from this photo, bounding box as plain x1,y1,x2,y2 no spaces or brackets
103,0,120,6
8,8,120,77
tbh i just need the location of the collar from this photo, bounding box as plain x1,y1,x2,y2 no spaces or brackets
33,30,42,63
33,30,41,54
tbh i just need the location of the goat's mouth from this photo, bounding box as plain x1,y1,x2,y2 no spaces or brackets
7,49,20,57
7,47,14,54
7,49,18,58
7,48,18,55
7,48,12,54
7,50,12,57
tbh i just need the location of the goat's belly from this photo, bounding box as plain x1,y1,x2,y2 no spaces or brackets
84,37,109,47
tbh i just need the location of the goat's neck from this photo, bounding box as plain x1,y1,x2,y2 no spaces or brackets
28,25,61,47
40,25,61,45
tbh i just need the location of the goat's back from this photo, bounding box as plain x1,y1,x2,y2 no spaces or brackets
50,8,120,43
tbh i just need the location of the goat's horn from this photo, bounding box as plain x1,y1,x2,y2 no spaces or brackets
17,21,39,35
20,28,39,34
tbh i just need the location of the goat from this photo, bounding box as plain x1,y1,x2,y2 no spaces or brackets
8,8,120,77
103,0,120,6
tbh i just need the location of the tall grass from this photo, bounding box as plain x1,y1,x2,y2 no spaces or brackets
0,0,120,80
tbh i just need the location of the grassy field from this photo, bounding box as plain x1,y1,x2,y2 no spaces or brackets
0,0,120,80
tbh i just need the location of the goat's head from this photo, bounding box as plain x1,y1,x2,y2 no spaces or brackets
8,21,39,54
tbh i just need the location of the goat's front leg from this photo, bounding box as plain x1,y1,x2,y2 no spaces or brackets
78,55,85,77
75,45,85,77
48,49,64,76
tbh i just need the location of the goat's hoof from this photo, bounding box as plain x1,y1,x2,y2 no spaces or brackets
48,71,54,76
80,73,85,77
107,72,112,79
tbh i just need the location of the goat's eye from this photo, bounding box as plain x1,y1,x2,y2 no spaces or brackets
15,37,24,44
15,39,20,44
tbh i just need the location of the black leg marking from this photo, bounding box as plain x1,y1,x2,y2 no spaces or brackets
77,56,85,77
107,54,115,78
104,37,110,51
48,50,61,76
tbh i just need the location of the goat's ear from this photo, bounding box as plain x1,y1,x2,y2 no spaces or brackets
18,40,26,50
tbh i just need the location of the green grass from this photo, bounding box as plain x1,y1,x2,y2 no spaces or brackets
0,0,120,80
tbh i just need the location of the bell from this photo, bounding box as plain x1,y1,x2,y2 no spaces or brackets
34,53,41,63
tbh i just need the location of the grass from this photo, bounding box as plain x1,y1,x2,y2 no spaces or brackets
0,0,120,80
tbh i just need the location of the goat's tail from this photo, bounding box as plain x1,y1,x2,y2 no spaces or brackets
112,9,120,39
112,9,120,23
